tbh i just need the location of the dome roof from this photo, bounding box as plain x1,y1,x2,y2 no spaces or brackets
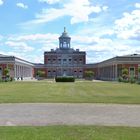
59,27,70,38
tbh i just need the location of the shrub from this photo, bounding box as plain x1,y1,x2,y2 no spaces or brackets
129,77,136,84
84,71,94,80
118,76,123,82
122,79,129,83
0,76,13,82
36,70,45,77
55,76,75,82
122,68,128,80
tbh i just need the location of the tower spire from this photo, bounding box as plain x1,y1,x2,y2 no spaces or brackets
64,27,66,33
59,27,71,49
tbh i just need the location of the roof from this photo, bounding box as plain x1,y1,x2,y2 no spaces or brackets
0,54,34,66
117,54,140,58
59,27,70,38
0,54,14,57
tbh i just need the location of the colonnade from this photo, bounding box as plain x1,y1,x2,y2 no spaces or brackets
14,65,33,80
98,64,117,81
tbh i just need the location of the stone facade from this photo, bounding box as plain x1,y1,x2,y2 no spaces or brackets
85,54,140,81
0,54,34,80
34,28,86,78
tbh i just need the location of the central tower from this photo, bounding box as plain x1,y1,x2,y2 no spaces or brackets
59,27,71,49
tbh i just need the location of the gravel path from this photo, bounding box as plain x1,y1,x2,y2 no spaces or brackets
0,103,140,127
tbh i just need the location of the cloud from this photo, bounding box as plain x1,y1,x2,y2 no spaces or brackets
5,41,34,52
102,6,108,11
21,0,107,26
0,35,3,40
38,0,62,4
0,0,3,5
135,3,140,8
114,4,140,40
16,3,28,9
8,33,59,41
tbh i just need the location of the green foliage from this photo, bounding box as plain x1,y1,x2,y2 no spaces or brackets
129,77,136,84
4,68,10,77
122,68,128,79
36,70,45,77
118,76,123,82
119,68,137,84
55,77,75,82
118,76,136,84
138,67,140,73
0,68,13,82
84,70,94,79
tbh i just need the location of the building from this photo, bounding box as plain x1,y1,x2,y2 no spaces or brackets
34,27,86,78
96,54,140,81
0,28,140,81
0,54,34,80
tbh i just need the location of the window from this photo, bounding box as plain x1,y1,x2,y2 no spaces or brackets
69,59,72,64
63,42,67,48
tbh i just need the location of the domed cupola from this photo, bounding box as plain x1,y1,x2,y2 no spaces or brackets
59,27,71,49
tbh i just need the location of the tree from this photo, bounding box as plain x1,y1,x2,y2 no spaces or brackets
138,67,140,80
36,70,45,77
138,67,140,73
122,68,128,79
84,70,94,80
4,68,10,77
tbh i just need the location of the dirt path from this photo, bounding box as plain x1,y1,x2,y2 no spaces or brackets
0,103,140,126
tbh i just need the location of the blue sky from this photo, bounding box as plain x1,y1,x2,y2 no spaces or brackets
0,0,140,63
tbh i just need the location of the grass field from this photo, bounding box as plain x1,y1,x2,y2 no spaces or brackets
0,81,140,104
0,126,140,140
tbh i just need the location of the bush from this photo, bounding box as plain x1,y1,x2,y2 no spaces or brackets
129,77,136,84
36,70,45,77
122,79,129,83
84,71,94,80
118,76,123,82
55,76,75,82
0,76,13,82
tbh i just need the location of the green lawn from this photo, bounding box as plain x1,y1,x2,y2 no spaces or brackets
0,126,140,140
0,81,140,104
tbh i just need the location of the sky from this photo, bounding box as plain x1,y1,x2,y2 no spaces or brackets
0,0,140,64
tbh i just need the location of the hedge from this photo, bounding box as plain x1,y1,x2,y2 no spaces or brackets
55,77,75,82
